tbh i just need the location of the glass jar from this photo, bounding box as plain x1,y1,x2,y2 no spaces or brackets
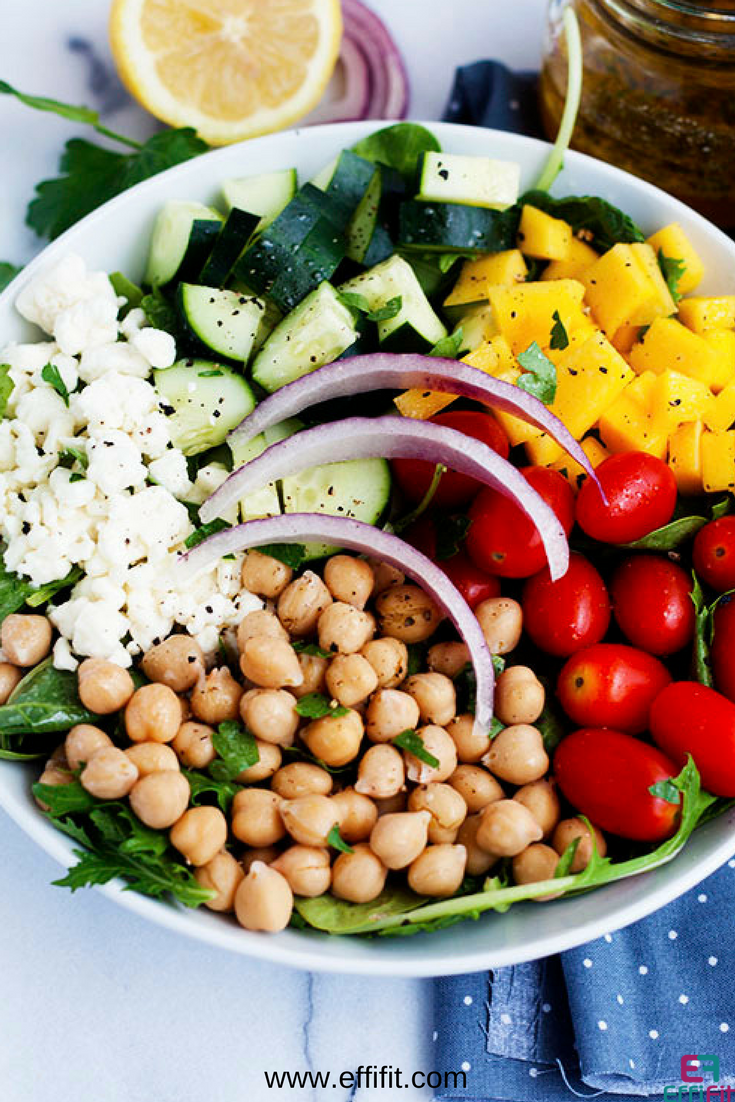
539,0,735,231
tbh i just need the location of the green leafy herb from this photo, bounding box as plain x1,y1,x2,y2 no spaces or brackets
554,838,581,878
257,543,307,570
712,497,731,520
0,553,37,623
658,250,686,304
327,824,354,855
454,663,477,714
41,362,70,406
392,729,440,768
292,640,332,658
649,779,682,805
33,780,97,817
184,518,231,549
437,252,474,274
140,288,180,335
434,514,472,561
25,566,83,607
520,192,644,253
0,262,21,293
0,658,96,739
0,79,142,144
536,691,568,754
295,693,349,720
492,655,506,676
406,643,427,677
198,369,223,378
69,473,85,483
210,720,259,781
516,342,558,403
351,122,441,183
182,769,239,815
691,572,714,687
109,271,143,310
339,291,403,322
549,310,569,351
0,364,14,417
429,330,464,359
58,446,88,470
622,514,707,551
490,717,506,739
294,886,428,934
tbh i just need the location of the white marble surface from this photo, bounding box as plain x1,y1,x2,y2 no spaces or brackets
0,2,547,1099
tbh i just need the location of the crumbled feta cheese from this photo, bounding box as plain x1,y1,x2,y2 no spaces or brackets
119,308,147,340
131,327,177,370
16,254,117,338
78,341,150,383
53,295,119,356
148,449,193,498
87,430,148,496
52,636,79,672
15,388,75,450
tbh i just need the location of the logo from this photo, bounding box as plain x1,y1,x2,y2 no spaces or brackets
663,1055,730,1099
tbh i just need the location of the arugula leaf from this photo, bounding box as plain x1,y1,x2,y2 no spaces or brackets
292,640,332,658
549,310,569,351
184,517,231,549
712,497,731,520
294,886,428,934
658,250,686,304
351,123,441,183
25,565,83,607
182,768,240,815
438,252,474,274
210,721,259,781
339,291,403,322
691,572,716,687
0,553,37,624
392,729,440,768
109,271,143,310
490,717,505,739
623,515,707,551
0,365,14,417
257,543,307,570
520,191,644,252
327,824,354,855
536,687,567,753
649,779,682,804
0,658,97,739
429,330,464,359
140,288,180,336
434,514,472,561
516,342,558,403
33,780,97,816
295,693,349,720
41,363,70,406
554,838,581,878
0,263,21,293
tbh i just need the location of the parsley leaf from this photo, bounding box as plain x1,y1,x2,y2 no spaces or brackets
210,720,259,781
182,769,239,815
549,310,569,351
658,250,687,304
257,543,307,570
140,288,180,336
649,779,682,805
41,362,69,406
58,446,88,470
339,291,403,322
184,518,231,549
0,78,135,136
327,824,354,855
516,342,558,403
392,729,440,768
429,330,464,359
292,640,332,658
0,262,21,293
295,693,349,720
434,514,472,561
0,365,14,417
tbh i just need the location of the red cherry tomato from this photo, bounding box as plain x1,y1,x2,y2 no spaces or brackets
557,642,672,734
466,466,575,578
711,595,735,704
575,451,677,544
522,552,611,657
440,551,501,608
401,515,437,559
611,554,695,656
693,516,735,592
650,681,735,797
554,727,680,841
392,410,509,509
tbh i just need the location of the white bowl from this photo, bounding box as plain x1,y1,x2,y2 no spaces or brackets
2,120,735,976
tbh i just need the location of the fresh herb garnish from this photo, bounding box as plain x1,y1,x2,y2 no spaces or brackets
658,250,686,304
183,769,240,814
429,330,464,359
327,824,354,855
549,310,569,351
198,369,224,377
184,518,231,549
109,271,143,310
41,363,70,406
339,291,403,322
392,729,440,768
434,514,472,561
59,446,88,470
690,574,734,688
292,640,332,658
295,693,349,720
622,515,707,551
0,263,21,293
516,342,558,403
210,721,259,781
554,838,581,878
649,779,682,805
520,192,644,252
25,566,83,607
0,365,14,417
140,288,180,336
257,543,307,570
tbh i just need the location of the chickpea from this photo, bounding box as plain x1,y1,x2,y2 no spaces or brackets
514,779,561,839
408,844,467,897
403,725,458,785
241,846,283,874
239,688,299,746
194,850,244,912
427,641,470,679
483,724,549,786
476,799,543,857
446,713,490,764
325,653,378,707
172,721,216,769
271,762,333,800
129,770,190,829
239,636,303,690
1,614,52,667
125,683,181,744
369,560,404,596
408,783,467,844
191,667,243,723
512,844,562,900
552,818,607,872
360,637,408,689
65,724,112,771
235,739,281,783
141,635,204,693
449,764,505,813
0,662,22,704
494,666,545,726
365,689,420,743
302,709,364,768
178,694,193,724
271,845,331,897
403,672,456,727
323,554,374,609
237,609,289,652
81,747,139,800
373,791,408,817
170,806,228,867
231,788,286,847
475,597,523,655
280,794,337,847
125,741,180,776
369,810,431,869
290,653,328,699
76,658,134,714
330,787,377,842
317,602,375,656
277,571,332,636
375,584,442,643
354,744,405,799
332,843,387,903
241,549,293,598
457,814,498,876
234,862,293,932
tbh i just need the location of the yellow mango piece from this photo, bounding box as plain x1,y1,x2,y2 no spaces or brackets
626,370,658,406
628,243,677,325
703,330,735,394
542,237,599,281
581,243,674,336
517,205,572,261
627,316,720,388
701,430,735,493
612,324,642,355
679,296,735,334
444,251,527,306
525,432,563,466
668,421,704,495
646,223,705,296
549,330,634,440
649,370,713,437
598,396,667,459
704,378,735,433
394,340,504,419
475,360,546,447
553,436,610,490
487,279,586,355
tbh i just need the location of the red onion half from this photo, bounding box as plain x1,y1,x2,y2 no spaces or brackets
178,513,494,738
201,415,570,580
301,36,372,125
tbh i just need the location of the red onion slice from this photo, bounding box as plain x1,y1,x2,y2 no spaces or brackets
342,0,409,119
201,415,570,580
302,36,372,126
178,513,494,738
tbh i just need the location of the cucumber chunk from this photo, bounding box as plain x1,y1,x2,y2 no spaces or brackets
418,152,521,210
221,169,298,229
229,418,302,521
154,359,256,456
199,207,259,287
398,201,520,256
339,255,447,350
145,200,224,287
177,284,266,362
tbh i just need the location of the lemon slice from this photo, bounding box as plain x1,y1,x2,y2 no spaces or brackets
110,0,342,145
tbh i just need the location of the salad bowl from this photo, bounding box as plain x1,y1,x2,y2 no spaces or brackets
1,119,735,977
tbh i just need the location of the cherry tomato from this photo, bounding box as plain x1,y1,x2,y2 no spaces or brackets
611,555,695,656
650,681,735,797
392,410,509,509
466,466,575,578
557,642,672,734
522,552,611,657
575,451,677,544
402,516,437,559
693,516,735,592
554,727,680,841
440,550,501,608
711,595,735,704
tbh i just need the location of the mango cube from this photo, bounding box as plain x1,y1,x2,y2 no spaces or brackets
702,330,735,394
553,436,611,490
543,237,599,281
612,324,643,355
444,250,528,307
701,430,735,493
581,243,675,336
394,339,500,419
517,205,572,261
704,378,735,433
627,316,720,388
549,330,634,440
525,432,563,466
646,223,705,296
487,279,587,355
668,421,704,495
598,391,666,459
649,370,713,437
679,296,735,334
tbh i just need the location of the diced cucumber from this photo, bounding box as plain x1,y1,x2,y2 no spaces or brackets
281,457,392,559
251,281,358,393
312,150,381,263
145,200,224,287
229,278,282,352
229,419,303,522
339,255,447,350
418,152,521,210
199,208,259,287
177,284,266,362
399,200,520,256
454,304,497,353
154,359,256,456
221,169,297,228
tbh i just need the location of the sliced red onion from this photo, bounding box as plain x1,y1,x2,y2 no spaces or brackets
201,416,570,580
342,0,409,119
302,36,371,125
178,513,494,738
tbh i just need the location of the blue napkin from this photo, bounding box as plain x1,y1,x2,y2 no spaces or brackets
433,63,735,1101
